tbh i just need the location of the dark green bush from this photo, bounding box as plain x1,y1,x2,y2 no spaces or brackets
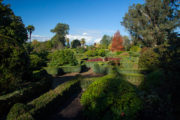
6,103,34,120
47,49,78,67
97,49,106,57
92,63,108,74
81,74,142,120
139,48,160,69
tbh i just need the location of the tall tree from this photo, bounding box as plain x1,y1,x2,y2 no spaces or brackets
71,39,81,48
100,35,112,48
26,25,35,43
51,23,69,49
122,0,180,47
111,31,124,52
66,38,70,48
123,36,131,50
81,38,86,47
0,1,30,93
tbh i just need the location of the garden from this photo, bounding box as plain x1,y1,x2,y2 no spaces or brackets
0,0,180,120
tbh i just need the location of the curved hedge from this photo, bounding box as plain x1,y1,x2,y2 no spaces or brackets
81,74,142,120
7,78,81,120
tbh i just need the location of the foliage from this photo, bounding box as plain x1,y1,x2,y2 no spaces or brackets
44,67,63,76
30,54,45,71
71,39,81,48
81,74,142,120
0,69,51,117
92,63,108,74
51,23,69,49
26,25,35,42
138,48,160,69
97,49,106,57
122,0,180,47
81,38,86,46
85,50,98,57
7,103,34,120
123,36,131,50
100,35,112,48
47,49,78,67
130,45,141,52
0,1,28,44
60,65,82,73
111,31,124,52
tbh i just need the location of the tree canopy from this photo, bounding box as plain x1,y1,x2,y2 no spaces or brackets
51,23,69,49
71,39,81,48
122,0,180,47
100,35,112,49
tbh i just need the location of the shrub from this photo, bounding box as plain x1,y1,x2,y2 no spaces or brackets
81,74,142,120
30,54,45,71
85,50,98,57
6,103,33,120
138,48,160,69
47,49,78,67
92,63,108,74
44,67,63,76
60,65,81,73
0,70,51,117
130,45,141,52
97,49,106,57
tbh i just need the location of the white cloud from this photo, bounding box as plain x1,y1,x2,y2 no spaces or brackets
31,35,51,42
82,32,87,35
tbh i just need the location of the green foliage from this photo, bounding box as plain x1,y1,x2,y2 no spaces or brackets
44,67,62,76
100,35,112,48
85,50,98,57
130,46,141,52
26,25,35,42
30,54,45,71
81,75,142,120
138,48,160,69
51,23,69,49
7,103,34,120
0,2,28,44
71,39,81,48
97,49,106,57
122,0,179,47
0,35,30,94
48,49,78,67
60,65,81,73
92,63,108,74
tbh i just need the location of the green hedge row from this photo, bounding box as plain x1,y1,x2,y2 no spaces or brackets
44,65,82,76
0,70,52,118
7,79,81,120
81,74,142,120
121,73,145,86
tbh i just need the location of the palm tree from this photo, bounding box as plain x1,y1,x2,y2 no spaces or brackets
26,25,35,43
81,38,86,47
66,38,70,48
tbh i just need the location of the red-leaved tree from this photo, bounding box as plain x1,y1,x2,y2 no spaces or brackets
111,31,124,52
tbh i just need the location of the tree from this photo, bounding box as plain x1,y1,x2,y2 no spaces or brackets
51,23,69,49
81,38,86,47
100,35,112,48
26,25,35,43
111,31,124,52
123,36,131,50
66,38,70,48
122,0,180,47
0,1,30,94
71,39,81,48
0,0,27,44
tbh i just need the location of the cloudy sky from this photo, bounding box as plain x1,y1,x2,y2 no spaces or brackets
4,0,144,45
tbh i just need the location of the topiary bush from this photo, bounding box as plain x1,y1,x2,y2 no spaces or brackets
30,54,45,71
60,65,81,73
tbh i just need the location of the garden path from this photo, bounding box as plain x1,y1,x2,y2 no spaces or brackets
46,69,103,120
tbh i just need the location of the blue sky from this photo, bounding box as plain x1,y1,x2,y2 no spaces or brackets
3,0,144,45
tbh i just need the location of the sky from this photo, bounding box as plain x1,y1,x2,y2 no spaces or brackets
3,0,144,45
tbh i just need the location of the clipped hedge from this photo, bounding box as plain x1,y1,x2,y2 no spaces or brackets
60,65,81,73
7,79,81,120
44,67,63,76
81,74,142,120
0,70,52,118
